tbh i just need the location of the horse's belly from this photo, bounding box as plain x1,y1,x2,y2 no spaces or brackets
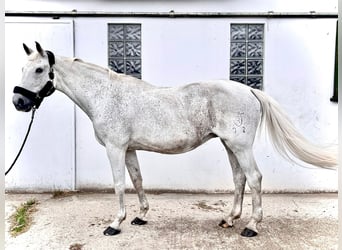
129,131,215,154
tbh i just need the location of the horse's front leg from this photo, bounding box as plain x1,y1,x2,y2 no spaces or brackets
126,150,149,225
103,144,127,236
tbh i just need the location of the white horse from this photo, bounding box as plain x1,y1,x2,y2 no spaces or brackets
12,42,337,237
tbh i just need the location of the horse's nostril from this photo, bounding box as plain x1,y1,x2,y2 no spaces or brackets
13,94,33,112
17,98,24,107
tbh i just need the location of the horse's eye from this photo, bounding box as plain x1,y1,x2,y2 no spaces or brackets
35,68,43,73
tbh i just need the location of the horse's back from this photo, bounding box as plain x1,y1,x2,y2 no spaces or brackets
178,80,261,121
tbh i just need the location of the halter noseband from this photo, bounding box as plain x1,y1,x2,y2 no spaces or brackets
13,50,56,109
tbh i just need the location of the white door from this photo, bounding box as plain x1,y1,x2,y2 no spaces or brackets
5,19,75,191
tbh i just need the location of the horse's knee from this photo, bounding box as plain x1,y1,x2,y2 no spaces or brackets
114,182,125,192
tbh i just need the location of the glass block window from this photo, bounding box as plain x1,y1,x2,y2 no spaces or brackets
230,24,264,89
108,24,141,79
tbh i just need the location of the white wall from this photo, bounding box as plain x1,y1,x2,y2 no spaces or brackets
4,0,338,192
5,20,76,191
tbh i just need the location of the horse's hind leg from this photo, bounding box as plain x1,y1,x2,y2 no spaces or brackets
232,147,263,237
219,141,246,229
126,150,149,225
220,138,263,236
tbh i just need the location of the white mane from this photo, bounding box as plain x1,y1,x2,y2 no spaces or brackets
70,57,152,86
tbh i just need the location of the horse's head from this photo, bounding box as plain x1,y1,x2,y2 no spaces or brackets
12,42,56,112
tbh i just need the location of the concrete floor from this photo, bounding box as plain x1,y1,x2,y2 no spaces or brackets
5,192,338,250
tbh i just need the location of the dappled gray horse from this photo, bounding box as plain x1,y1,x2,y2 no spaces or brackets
13,42,336,237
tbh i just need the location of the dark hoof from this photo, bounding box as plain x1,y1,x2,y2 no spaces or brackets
219,219,232,228
103,226,121,236
241,228,258,237
131,217,147,225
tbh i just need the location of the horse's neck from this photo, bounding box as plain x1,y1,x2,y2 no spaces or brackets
53,56,103,119
53,56,153,120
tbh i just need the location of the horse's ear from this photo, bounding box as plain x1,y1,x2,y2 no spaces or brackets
35,41,45,56
23,43,33,56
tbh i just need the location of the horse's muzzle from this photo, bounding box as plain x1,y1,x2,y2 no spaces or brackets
12,94,34,112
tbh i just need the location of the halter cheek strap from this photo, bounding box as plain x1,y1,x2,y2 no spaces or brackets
46,50,55,66
13,50,56,109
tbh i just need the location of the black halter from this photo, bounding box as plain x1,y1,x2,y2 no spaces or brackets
13,50,56,109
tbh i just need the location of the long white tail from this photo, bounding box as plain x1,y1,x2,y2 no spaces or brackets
251,88,337,169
